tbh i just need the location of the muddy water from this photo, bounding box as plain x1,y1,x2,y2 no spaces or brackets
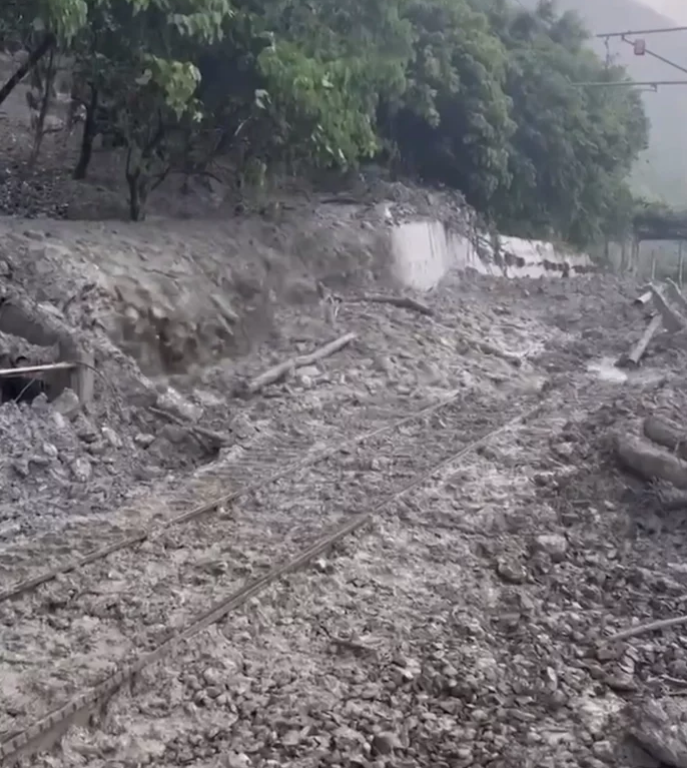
586,356,665,387
390,220,592,290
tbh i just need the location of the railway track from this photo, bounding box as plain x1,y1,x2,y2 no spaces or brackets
0,390,495,604
0,387,553,765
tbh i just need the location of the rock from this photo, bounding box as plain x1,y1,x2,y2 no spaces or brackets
371,732,402,755
298,365,320,378
76,418,98,443
31,393,50,412
202,668,223,687
134,432,155,448
496,557,527,584
535,534,568,563
52,388,81,419
156,388,203,422
12,459,29,478
101,426,122,448
42,442,58,458
224,752,251,768
591,740,615,763
604,673,637,692
70,457,92,482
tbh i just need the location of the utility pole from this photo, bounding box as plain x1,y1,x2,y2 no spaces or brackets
583,24,687,88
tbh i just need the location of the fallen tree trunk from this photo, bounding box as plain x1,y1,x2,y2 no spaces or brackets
345,294,434,317
626,700,687,768
243,332,356,395
650,286,686,333
619,314,662,367
149,406,231,452
644,415,687,461
667,278,687,314
615,433,687,489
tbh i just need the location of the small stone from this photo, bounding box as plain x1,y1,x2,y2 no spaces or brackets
42,442,58,458
282,730,302,746
535,534,568,562
224,752,250,768
12,460,29,478
52,412,68,430
77,420,98,443
70,457,92,482
101,426,122,448
298,365,320,378
134,433,155,447
53,388,81,419
591,740,615,762
31,393,50,412
496,558,526,584
371,732,401,755
202,668,222,687
604,673,637,692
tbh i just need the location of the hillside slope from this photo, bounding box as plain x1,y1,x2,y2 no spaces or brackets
519,0,687,205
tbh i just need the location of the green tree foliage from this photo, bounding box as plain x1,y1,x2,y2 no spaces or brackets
487,1,648,244
381,0,514,211
2,0,650,241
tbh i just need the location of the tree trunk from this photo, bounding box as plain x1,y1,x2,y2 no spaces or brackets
126,170,149,221
28,48,56,168
0,34,55,108
615,432,687,489
74,87,98,180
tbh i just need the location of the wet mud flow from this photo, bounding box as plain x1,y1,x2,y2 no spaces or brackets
0,380,551,760
0,195,679,767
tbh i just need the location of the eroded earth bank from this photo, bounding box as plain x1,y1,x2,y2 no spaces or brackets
0,188,686,768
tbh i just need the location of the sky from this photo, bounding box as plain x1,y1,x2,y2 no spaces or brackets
640,0,687,22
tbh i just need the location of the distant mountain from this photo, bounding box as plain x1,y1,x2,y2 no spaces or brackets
517,0,687,205
639,1,687,23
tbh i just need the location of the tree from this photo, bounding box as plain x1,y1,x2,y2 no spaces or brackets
487,2,648,245
381,0,514,210
0,0,649,244
0,0,87,107
68,0,232,218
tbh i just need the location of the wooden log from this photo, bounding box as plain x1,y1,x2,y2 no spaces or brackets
666,278,687,314
650,285,686,332
615,433,687,489
345,294,434,317
634,291,652,306
626,700,687,768
643,415,687,461
618,314,662,367
244,332,356,395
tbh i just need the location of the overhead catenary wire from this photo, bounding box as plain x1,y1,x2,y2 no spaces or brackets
618,34,687,76
507,0,687,90
571,80,687,88
596,26,687,38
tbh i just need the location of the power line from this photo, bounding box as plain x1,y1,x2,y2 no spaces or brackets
571,79,687,88
596,26,687,38
619,35,687,76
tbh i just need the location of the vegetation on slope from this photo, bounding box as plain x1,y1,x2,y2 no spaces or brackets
518,0,687,208
0,0,649,247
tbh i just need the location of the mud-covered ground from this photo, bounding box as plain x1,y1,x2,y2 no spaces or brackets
1,259,686,768
2,49,687,768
